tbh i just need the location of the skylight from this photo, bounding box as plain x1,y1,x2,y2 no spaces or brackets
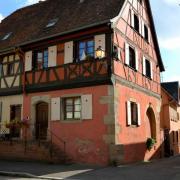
2,32,12,41
46,18,58,28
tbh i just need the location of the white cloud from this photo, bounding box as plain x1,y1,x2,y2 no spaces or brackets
159,36,180,50
0,13,4,23
163,0,180,5
25,0,46,5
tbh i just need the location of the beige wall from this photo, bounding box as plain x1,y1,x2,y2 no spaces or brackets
0,95,23,123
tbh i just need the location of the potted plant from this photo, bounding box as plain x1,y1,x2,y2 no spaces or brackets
146,138,156,151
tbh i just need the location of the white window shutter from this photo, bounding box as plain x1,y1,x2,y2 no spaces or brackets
131,10,134,27
125,43,130,65
137,103,141,126
142,21,145,37
94,34,106,58
135,49,139,71
150,61,153,80
48,46,57,67
127,101,131,126
148,28,151,43
81,94,92,120
51,97,61,121
118,47,121,60
25,51,32,72
139,17,142,35
143,56,146,75
64,41,74,64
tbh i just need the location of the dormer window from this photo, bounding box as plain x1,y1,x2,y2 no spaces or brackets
2,32,12,41
46,18,58,28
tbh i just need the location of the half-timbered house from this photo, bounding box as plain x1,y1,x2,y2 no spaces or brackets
0,0,164,165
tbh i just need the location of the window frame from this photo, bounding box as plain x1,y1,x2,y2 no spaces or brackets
133,13,140,33
144,24,149,42
33,49,48,70
75,38,95,62
129,46,136,70
63,96,81,120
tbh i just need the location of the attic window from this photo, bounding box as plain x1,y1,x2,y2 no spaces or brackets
2,32,12,40
46,18,58,28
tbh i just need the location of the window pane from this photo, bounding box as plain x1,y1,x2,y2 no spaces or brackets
66,112,73,119
37,52,43,62
66,105,73,112
74,112,81,119
79,42,85,49
87,47,94,54
75,105,81,111
87,41,94,47
74,98,81,105
66,99,73,105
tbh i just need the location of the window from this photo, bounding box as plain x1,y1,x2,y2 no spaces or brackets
7,62,14,76
46,18,58,28
176,131,179,143
134,14,139,33
63,97,81,120
144,24,149,42
2,32,12,41
127,101,140,126
143,57,153,79
145,59,151,78
77,39,94,61
129,46,136,69
130,102,138,126
33,49,48,70
137,0,142,4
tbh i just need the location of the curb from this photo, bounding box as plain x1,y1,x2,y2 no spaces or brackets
0,171,64,179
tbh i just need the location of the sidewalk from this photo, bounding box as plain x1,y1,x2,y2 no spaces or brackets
0,160,101,179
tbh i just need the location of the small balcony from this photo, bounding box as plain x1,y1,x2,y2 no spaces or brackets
25,58,111,93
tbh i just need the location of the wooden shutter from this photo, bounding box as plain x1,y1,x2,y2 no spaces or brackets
137,103,141,126
143,56,146,75
51,97,61,121
150,61,153,80
125,43,130,65
94,34,106,58
64,41,73,64
127,101,131,126
81,94,92,120
135,49,139,71
131,10,134,27
48,46,57,67
25,51,32,72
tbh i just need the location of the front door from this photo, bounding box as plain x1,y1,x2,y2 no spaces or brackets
36,102,48,140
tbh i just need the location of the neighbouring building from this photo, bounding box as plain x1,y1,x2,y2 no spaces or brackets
0,0,165,165
161,82,180,157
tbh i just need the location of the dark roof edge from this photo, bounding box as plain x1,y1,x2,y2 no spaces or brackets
0,20,110,54
161,86,180,106
146,0,165,72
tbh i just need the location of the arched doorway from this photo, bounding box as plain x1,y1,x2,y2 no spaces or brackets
146,107,156,139
35,102,48,140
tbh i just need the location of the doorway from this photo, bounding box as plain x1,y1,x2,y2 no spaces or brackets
35,102,48,140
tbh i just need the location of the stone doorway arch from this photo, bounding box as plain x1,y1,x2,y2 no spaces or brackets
146,107,156,139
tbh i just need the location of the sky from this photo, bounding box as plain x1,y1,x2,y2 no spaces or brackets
0,0,180,83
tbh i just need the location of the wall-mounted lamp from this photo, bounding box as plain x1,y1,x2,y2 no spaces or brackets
95,46,105,59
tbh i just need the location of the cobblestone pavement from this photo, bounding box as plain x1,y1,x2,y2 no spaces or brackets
0,156,180,180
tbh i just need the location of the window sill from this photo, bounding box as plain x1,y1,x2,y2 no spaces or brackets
128,125,139,128
60,119,82,123
125,64,137,72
